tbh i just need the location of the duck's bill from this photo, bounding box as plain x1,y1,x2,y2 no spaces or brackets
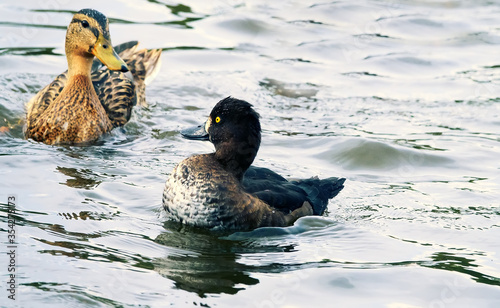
91,35,129,72
180,123,209,141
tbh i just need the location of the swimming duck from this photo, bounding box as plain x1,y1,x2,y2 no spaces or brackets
25,9,161,145
162,97,345,232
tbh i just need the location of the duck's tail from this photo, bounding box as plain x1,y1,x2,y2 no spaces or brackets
116,41,162,106
291,177,346,215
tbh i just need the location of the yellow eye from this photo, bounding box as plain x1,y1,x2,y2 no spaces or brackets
215,116,221,123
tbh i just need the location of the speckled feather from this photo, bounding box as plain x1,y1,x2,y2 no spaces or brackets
26,75,112,145
92,41,162,107
163,154,313,232
118,43,162,106
26,41,161,143
162,97,344,232
92,69,136,127
25,73,68,123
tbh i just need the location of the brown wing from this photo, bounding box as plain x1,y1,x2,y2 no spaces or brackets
90,42,139,127
92,41,162,107
119,43,162,107
25,69,132,130
92,69,136,128
91,41,161,126
27,41,160,130
26,72,68,127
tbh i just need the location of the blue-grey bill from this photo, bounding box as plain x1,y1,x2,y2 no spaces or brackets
180,123,209,140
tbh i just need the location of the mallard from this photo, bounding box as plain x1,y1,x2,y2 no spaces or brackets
25,8,162,145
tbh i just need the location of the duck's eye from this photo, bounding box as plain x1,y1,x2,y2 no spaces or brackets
215,116,221,123
81,20,89,28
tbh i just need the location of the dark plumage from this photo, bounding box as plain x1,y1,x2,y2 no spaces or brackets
162,97,345,232
243,167,345,215
77,9,109,38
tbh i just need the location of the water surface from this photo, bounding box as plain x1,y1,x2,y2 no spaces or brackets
1,0,499,307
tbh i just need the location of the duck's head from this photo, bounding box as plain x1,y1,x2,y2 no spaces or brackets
65,9,128,73
182,97,262,179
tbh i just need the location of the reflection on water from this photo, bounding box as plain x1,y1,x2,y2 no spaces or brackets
426,252,500,287
1,0,500,307
56,167,103,189
0,47,62,57
155,223,260,296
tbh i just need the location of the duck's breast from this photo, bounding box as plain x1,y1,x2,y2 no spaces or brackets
162,155,239,229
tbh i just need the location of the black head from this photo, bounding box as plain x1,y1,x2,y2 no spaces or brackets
181,97,262,179
207,97,261,147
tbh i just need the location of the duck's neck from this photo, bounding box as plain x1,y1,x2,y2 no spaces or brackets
59,51,100,110
62,48,98,103
214,134,260,181
66,50,94,79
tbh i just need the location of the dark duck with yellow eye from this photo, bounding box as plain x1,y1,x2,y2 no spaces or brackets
162,97,345,232
25,8,162,145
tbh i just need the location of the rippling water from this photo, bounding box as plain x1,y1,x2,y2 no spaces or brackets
1,0,499,307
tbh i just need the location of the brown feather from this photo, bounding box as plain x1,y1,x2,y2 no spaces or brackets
92,70,136,127
25,41,161,144
26,75,112,145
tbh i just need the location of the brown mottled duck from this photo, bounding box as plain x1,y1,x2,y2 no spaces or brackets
25,8,162,145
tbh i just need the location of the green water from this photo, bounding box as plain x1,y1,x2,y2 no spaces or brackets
1,0,499,307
